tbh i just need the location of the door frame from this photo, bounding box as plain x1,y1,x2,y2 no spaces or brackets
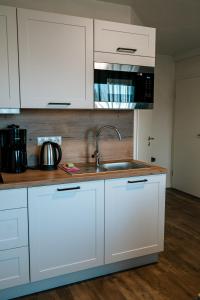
133,110,139,160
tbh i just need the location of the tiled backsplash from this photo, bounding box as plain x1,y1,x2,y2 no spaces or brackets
0,109,134,166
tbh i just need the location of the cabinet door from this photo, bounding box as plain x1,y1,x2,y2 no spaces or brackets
0,188,27,211
105,174,166,264
0,6,20,109
0,208,28,251
28,181,104,282
0,247,29,290
95,20,156,58
18,9,93,109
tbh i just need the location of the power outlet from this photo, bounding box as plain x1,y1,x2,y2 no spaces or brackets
37,136,62,145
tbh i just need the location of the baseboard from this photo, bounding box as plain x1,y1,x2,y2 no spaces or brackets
0,253,159,300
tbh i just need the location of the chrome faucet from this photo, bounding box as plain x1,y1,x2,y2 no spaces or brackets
93,125,122,167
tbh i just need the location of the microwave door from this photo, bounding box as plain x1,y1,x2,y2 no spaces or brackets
107,78,134,103
94,63,154,109
107,78,121,103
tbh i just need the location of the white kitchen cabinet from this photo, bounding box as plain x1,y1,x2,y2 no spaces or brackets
105,174,166,264
0,188,27,211
94,20,156,58
18,9,93,109
0,247,29,290
0,188,29,290
0,208,28,251
28,180,104,282
0,6,20,111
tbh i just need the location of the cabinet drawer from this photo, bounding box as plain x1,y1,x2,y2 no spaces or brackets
106,174,162,188
28,181,102,196
94,20,156,58
0,247,29,290
0,208,28,250
0,189,27,210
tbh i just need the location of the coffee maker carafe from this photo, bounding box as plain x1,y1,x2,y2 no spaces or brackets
0,124,27,173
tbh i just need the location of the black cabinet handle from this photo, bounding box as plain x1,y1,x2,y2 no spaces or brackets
116,47,137,54
128,179,148,184
57,186,80,191
48,102,71,106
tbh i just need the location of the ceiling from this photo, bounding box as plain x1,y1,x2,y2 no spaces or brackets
100,0,200,57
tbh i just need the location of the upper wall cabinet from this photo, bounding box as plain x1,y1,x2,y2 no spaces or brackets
0,6,20,111
18,9,93,109
95,20,156,57
94,20,156,66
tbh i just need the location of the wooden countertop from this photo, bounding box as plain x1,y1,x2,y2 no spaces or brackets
0,160,167,190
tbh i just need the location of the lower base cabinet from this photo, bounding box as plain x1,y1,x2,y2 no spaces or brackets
105,174,166,263
0,247,29,290
28,180,104,282
0,173,166,296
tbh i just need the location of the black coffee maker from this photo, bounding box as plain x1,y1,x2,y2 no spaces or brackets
0,124,27,173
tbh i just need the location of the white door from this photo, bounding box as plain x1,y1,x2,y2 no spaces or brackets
0,6,20,109
105,175,166,264
173,77,200,196
28,181,104,282
134,110,153,163
18,9,93,109
134,56,174,188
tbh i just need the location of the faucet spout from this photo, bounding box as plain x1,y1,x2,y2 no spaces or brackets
93,125,122,167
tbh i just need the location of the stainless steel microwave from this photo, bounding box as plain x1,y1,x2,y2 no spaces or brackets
94,62,154,109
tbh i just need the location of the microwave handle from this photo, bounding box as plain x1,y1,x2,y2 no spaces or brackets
116,47,137,54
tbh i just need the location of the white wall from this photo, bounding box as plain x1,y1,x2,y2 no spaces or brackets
152,55,175,187
176,55,200,80
136,55,175,188
131,6,143,25
172,55,200,195
0,0,132,23
130,7,175,187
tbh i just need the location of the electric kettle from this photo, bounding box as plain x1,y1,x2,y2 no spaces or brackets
40,141,62,170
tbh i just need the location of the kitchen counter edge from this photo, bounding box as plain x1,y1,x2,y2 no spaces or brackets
0,164,167,190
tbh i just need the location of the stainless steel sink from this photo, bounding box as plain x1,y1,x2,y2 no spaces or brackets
100,161,151,171
68,161,151,175
78,165,107,173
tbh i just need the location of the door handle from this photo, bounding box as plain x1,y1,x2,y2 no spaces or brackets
128,179,148,184
57,186,80,191
148,136,155,146
148,136,155,141
116,47,137,54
